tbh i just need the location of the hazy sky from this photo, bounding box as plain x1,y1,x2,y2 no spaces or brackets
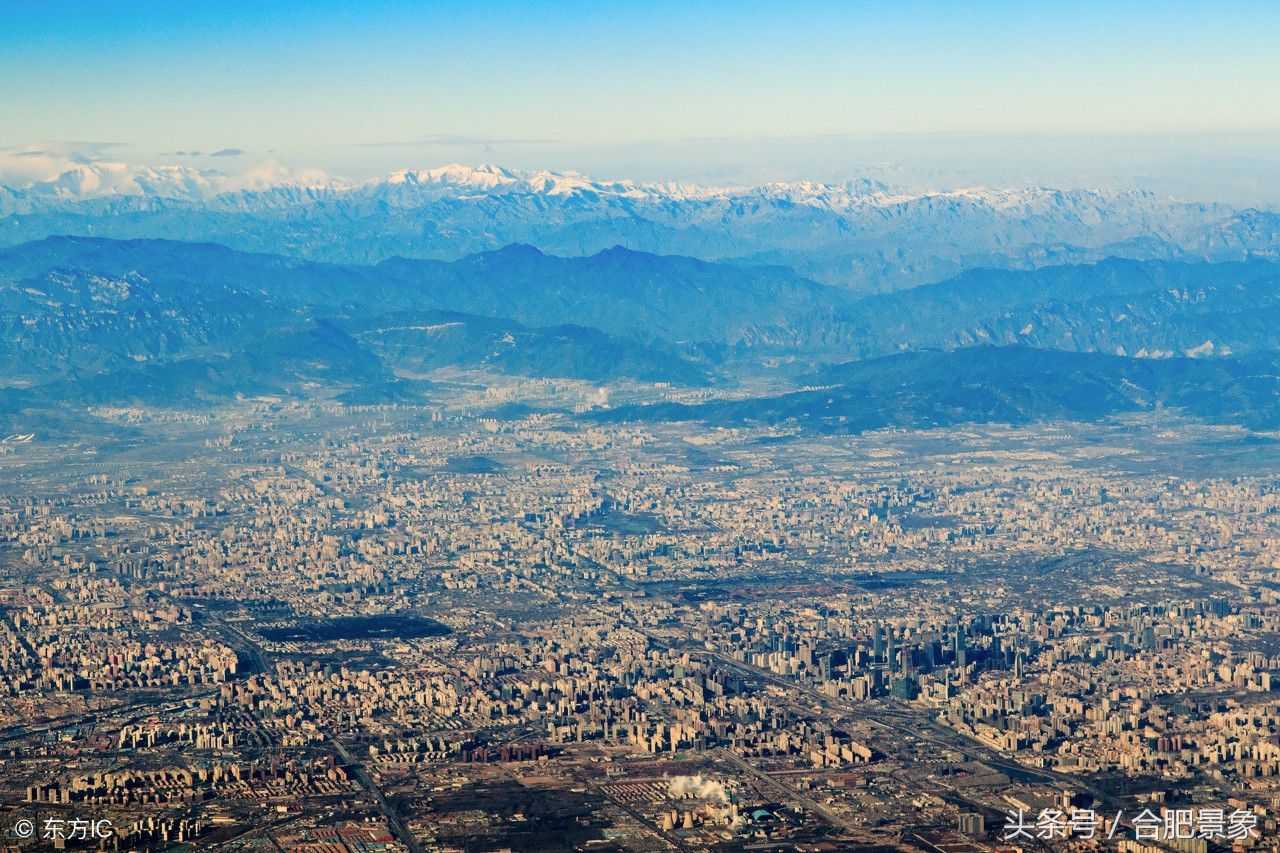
3,0,1279,203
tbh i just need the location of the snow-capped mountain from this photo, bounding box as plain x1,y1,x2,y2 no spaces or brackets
10,162,236,203
0,160,341,206
0,160,1201,211
0,162,1273,290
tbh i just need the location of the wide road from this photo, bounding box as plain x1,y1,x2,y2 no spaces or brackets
330,736,428,853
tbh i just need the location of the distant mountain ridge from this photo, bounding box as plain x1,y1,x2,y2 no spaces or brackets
0,160,1190,208
3,163,1275,291
599,346,1280,433
2,236,1279,434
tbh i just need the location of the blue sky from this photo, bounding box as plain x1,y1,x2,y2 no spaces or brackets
2,1,1278,201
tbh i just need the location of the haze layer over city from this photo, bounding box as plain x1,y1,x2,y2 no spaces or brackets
2,2,1280,851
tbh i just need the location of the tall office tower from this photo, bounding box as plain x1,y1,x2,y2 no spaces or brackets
872,623,884,663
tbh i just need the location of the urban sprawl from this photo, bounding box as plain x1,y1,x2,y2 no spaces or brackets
3,386,1280,852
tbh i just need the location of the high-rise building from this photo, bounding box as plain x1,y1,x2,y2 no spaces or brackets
958,813,985,837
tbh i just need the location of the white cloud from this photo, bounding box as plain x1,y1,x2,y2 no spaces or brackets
0,142,116,187
0,143,337,200
232,160,335,192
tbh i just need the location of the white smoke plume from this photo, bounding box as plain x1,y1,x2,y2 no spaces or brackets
666,774,729,803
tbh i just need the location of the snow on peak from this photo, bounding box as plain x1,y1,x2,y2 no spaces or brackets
384,163,521,190
29,162,140,199
1,158,1179,219
11,160,341,203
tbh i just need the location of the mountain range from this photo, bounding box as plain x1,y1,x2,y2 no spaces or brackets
2,163,1277,291
599,346,1280,433
2,235,1279,434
